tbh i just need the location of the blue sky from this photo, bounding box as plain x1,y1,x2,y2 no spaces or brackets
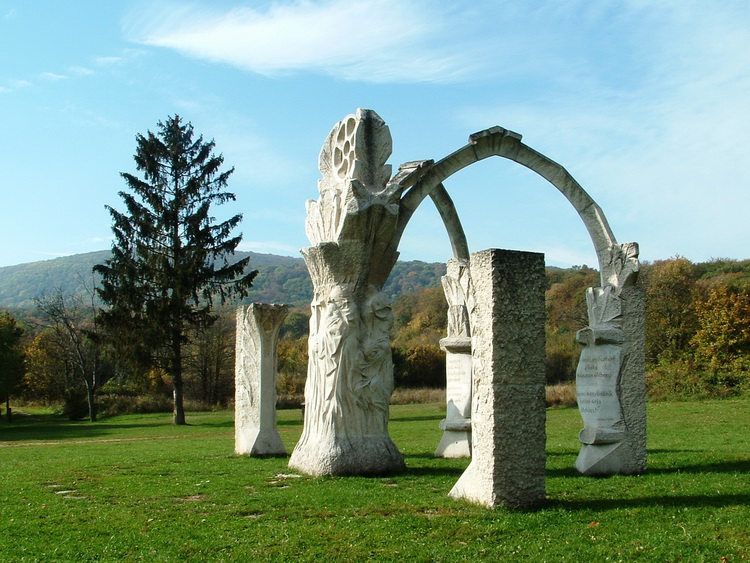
1,1,749,270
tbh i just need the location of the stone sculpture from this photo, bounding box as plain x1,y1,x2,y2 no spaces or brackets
288,109,405,476
449,249,547,508
434,258,473,458
575,242,646,475
235,303,288,457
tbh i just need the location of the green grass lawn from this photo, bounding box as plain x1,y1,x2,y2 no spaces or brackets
1,399,748,562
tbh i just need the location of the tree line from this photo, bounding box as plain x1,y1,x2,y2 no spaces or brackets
4,255,750,423
381,257,750,397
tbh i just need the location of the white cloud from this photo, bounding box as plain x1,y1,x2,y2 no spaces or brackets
450,2,750,264
69,65,94,77
0,78,31,93
95,56,123,66
123,0,490,83
39,71,67,81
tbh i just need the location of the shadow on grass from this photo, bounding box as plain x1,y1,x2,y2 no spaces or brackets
195,418,303,429
0,413,304,442
391,414,445,423
278,419,304,427
191,419,234,428
548,492,750,512
404,465,466,478
0,411,203,443
547,458,749,478
646,459,750,475
0,420,178,443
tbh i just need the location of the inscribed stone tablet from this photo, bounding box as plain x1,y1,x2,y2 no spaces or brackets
445,353,472,419
576,344,622,431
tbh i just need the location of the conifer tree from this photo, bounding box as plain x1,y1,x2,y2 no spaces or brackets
95,116,257,424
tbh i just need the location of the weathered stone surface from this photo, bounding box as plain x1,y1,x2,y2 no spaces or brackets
449,249,546,508
575,242,646,475
235,303,288,457
288,110,405,476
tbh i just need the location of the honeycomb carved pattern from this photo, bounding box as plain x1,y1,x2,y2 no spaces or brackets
333,116,357,180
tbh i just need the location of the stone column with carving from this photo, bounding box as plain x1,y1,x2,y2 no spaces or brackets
435,258,473,458
288,109,406,476
575,242,646,475
450,249,546,508
235,303,289,457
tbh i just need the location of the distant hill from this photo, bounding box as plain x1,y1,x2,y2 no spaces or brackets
0,250,446,309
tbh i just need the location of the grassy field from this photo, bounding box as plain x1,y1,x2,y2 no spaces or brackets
1,399,749,562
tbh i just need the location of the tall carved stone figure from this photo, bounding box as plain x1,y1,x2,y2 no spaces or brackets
575,242,646,475
288,109,406,476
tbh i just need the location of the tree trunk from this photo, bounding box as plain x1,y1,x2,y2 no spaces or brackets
5,395,11,423
86,384,97,422
172,338,186,425
173,376,186,425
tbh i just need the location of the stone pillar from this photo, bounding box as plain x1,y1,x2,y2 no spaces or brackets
435,259,473,458
235,303,288,457
450,249,546,509
575,242,646,475
435,337,472,457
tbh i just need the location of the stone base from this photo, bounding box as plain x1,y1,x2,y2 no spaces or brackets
289,433,405,476
434,430,471,458
575,441,644,476
235,427,287,457
449,460,492,508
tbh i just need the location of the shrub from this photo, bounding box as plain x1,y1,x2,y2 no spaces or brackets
545,383,577,408
393,344,445,388
277,394,304,410
98,392,173,416
390,387,445,405
645,361,743,401
60,388,89,420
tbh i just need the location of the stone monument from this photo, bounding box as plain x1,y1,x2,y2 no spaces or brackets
235,303,288,457
575,242,646,475
449,249,547,508
281,107,646,491
288,109,406,476
434,258,473,458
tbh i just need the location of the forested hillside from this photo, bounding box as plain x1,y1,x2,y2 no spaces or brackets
0,251,446,309
5,255,750,418
384,257,750,398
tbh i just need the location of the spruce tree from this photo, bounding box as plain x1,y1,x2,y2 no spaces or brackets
95,115,257,424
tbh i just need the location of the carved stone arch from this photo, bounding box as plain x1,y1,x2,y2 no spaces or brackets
392,127,622,285
391,160,470,262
